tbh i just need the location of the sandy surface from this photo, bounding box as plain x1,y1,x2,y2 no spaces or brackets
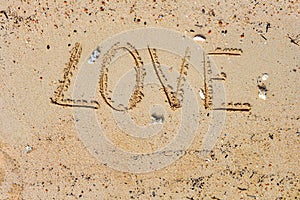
1,0,299,199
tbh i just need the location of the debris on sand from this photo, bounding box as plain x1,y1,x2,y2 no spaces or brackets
151,113,164,124
257,73,269,100
258,89,267,100
25,145,33,154
199,88,206,100
261,73,269,81
193,34,206,42
88,47,101,64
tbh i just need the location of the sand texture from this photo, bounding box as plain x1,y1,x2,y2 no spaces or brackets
1,0,299,199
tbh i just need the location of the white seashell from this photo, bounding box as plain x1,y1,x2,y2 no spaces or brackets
199,88,206,100
258,90,267,100
193,34,206,42
88,48,101,64
151,113,164,124
25,145,33,154
261,73,269,81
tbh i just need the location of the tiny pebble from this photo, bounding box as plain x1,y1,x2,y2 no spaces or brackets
151,113,164,124
199,89,205,100
88,48,101,64
258,90,267,100
25,145,33,154
193,34,206,42
262,73,269,81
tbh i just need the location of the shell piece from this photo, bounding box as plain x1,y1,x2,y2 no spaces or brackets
25,145,33,154
258,90,267,100
257,73,269,100
88,47,101,64
151,113,164,124
199,88,205,100
193,34,206,42
262,73,269,81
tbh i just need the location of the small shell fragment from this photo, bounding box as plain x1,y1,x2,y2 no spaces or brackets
88,47,101,64
258,90,267,100
151,113,164,124
199,88,206,100
193,34,206,42
257,73,269,100
25,145,33,154
261,73,269,81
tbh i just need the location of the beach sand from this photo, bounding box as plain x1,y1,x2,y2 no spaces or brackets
1,0,299,199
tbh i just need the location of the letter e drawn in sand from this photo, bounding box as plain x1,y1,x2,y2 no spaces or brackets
201,47,252,112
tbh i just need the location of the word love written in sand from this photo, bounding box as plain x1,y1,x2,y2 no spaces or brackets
50,42,251,112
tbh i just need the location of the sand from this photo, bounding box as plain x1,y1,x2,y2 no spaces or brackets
1,0,299,199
